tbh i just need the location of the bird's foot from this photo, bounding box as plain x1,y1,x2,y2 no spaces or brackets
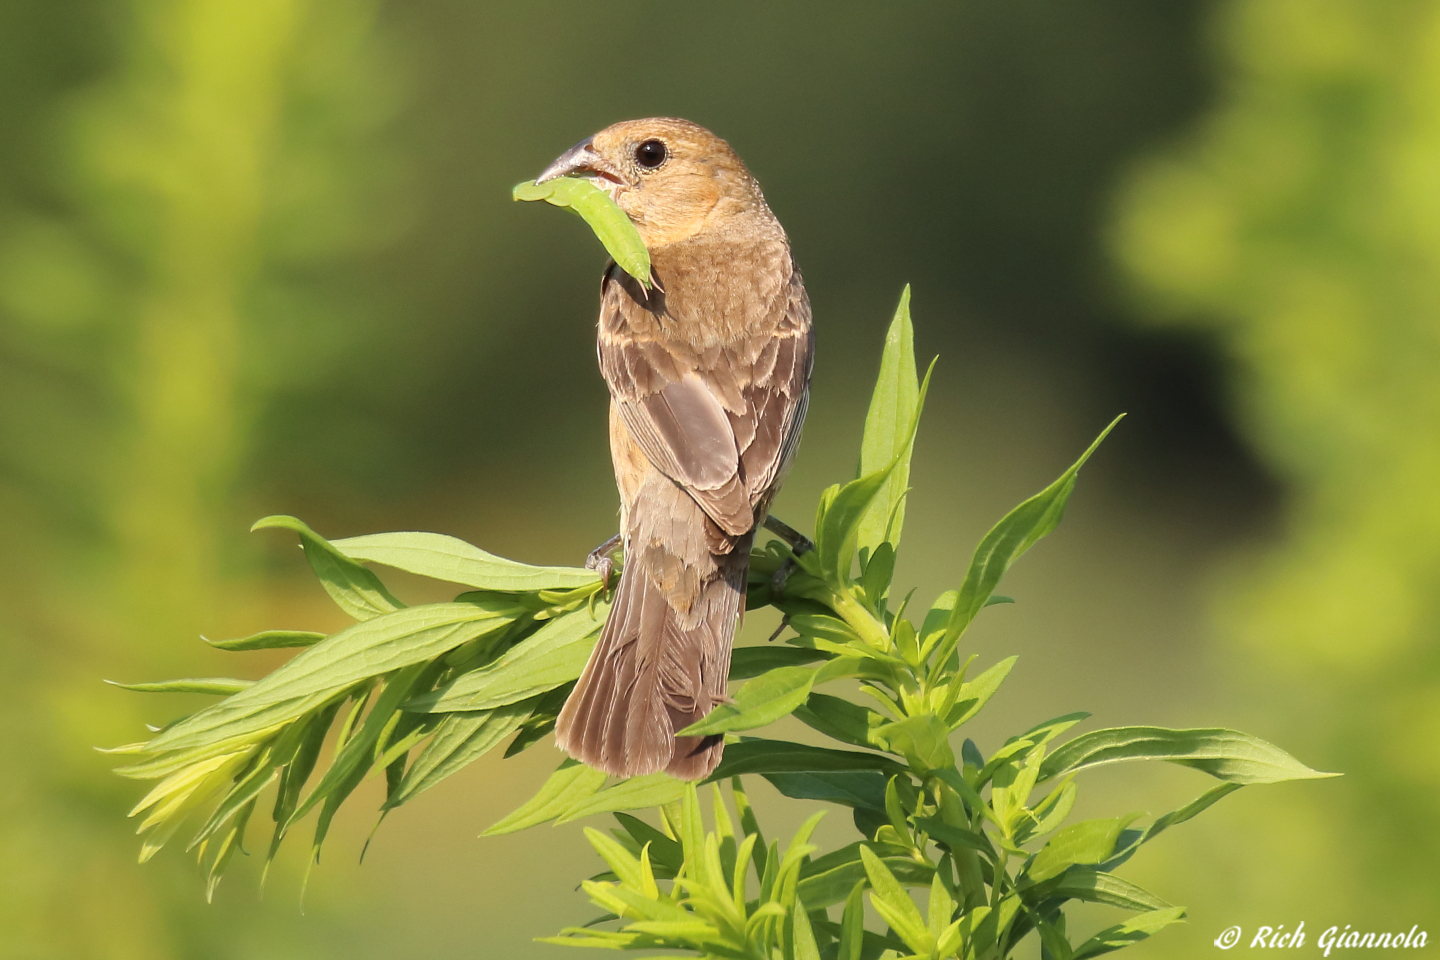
762,515,813,599
763,514,814,555
586,533,623,590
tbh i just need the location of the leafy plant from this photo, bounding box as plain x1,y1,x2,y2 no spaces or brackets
513,177,652,286
109,290,1334,956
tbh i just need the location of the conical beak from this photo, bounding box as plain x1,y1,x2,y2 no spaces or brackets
536,137,622,185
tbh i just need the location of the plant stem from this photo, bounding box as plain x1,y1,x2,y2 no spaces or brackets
827,587,891,652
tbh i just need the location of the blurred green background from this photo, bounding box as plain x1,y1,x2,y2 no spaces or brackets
1,0,1434,956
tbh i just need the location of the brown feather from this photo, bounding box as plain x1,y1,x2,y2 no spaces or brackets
550,118,814,779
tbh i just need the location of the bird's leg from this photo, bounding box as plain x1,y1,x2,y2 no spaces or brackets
762,515,814,598
586,533,623,590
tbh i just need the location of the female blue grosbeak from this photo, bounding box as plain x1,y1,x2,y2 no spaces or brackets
539,118,813,779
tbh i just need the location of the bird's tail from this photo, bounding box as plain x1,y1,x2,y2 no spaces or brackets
555,542,749,780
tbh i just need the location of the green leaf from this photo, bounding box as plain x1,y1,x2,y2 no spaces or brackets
1037,918,1075,960
678,665,816,736
557,773,688,823
204,630,326,652
1140,781,1242,837
188,753,277,851
874,713,954,772
790,613,863,648
859,543,897,610
388,700,534,807
289,660,435,839
513,177,651,287
1039,726,1339,785
707,739,905,780
762,771,887,811
106,678,252,696
484,760,608,835
944,655,1016,729
1027,814,1142,884
800,842,932,909
265,700,341,862
789,896,822,960
502,683,570,758
812,920,907,960
811,362,934,586
927,871,955,942
582,826,648,891
1018,711,1092,748
410,606,603,712
837,881,866,960
793,693,886,749
1100,782,1244,872
252,515,403,620
932,417,1122,667
1021,779,1078,841
1070,906,1186,960
859,845,932,954
331,530,599,593
613,813,683,874
127,601,519,767
728,645,828,679
1046,869,1171,912
856,286,921,557
913,817,992,856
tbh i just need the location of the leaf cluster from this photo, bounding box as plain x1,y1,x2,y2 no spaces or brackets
107,519,609,899
108,288,1334,957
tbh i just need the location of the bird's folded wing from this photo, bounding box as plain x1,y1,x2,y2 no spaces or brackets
733,276,813,501
599,264,813,539
610,371,753,537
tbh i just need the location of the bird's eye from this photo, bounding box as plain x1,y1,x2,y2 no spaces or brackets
634,139,667,169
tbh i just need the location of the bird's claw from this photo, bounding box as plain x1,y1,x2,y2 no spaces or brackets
770,558,798,599
586,533,623,591
762,514,811,600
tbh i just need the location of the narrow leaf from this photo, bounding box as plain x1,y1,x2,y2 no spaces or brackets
411,606,603,712
933,417,1122,666
205,630,325,652
332,530,599,592
1027,814,1142,884
1040,726,1339,785
874,713,954,772
678,665,816,736
794,693,886,749
859,845,932,954
107,678,252,696
729,645,828,679
708,739,905,780
1046,869,1171,912
513,177,651,287
132,602,518,760
557,773,688,823
484,761,607,835
252,515,402,620
762,771,887,811
389,700,534,807
856,286,920,556
1071,906,1186,960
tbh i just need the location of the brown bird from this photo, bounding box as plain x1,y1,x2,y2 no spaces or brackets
540,118,814,780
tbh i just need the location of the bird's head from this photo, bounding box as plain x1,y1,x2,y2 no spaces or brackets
535,117,772,249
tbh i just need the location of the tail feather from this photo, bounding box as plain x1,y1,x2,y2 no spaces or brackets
555,544,747,780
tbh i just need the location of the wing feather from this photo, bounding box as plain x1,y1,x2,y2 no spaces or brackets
598,259,813,536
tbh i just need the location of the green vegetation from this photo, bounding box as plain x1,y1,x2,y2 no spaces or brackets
514,178,652,286
112,294,1332,958
1113,0,1440,922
